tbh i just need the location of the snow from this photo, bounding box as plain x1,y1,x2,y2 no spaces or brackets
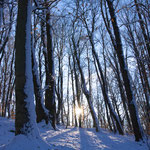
0,117,149,150
0,118,51,150
23,0,39,137
1,135,51,150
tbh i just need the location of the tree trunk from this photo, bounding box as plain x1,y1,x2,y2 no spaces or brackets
72,36,100,132
56,47,63,124
134,0,150,59
15,0,38,135
106,0,144,141
69,56,78,127
66,57,70,127
94,55,123,134
72,55,82,128
4,50,15,117
0,0,4,27
44,9,56,129
31,37,49,124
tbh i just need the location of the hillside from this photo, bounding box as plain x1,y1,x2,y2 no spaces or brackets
0,117,149,150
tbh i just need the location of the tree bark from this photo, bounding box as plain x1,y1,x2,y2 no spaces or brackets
44,9,56,129
15,0,38,135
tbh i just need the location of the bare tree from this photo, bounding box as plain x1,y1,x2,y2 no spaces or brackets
105,0,144,141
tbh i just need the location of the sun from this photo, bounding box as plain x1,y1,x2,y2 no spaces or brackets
75,107,83,117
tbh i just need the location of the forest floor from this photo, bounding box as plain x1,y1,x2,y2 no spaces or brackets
0,117,149,150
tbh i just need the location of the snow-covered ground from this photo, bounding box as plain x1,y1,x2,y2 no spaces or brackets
0,117,149,150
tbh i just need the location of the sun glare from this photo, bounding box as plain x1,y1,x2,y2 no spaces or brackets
75,107,83,117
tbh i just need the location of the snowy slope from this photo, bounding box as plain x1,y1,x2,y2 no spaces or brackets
0,117,149,150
